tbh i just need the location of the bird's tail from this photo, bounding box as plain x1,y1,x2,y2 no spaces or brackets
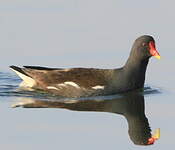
10,65,36,87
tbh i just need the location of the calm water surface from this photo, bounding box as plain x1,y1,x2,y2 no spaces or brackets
0,70,174,150
1,0,175,149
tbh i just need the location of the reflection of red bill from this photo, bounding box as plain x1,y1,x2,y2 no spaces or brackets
147,128,160,145
149,41,160,59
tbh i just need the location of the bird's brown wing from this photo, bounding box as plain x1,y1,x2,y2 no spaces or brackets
22,66,113,88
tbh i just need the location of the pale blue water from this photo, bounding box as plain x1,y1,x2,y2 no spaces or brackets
1,1,175,149
0,71,174,150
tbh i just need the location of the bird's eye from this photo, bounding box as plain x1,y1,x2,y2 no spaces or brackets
142,42,146,46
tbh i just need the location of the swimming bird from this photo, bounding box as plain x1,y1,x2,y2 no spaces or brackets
10,35,160,97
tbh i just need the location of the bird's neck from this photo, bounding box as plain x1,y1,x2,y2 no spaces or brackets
123,56,149,88
124,56,149,70
124,46,149,70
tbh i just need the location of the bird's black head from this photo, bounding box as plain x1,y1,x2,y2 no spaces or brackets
130,35,160,61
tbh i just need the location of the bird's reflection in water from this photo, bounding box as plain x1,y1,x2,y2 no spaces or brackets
12,92,159,146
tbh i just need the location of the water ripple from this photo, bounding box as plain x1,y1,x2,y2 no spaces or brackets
0,72,162,100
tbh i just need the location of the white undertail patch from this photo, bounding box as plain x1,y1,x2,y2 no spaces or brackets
10,68,36,88
92,85,105,90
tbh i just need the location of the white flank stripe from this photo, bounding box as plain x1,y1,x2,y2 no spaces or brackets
64,81,80,88
92,85,104,90
64,100,78,104
47,86,59,90
57,83,67,87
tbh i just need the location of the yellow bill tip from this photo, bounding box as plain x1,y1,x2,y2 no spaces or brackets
152,128,160,139
154,55,161,59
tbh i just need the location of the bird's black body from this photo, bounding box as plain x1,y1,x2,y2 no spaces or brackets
10,35,159,97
